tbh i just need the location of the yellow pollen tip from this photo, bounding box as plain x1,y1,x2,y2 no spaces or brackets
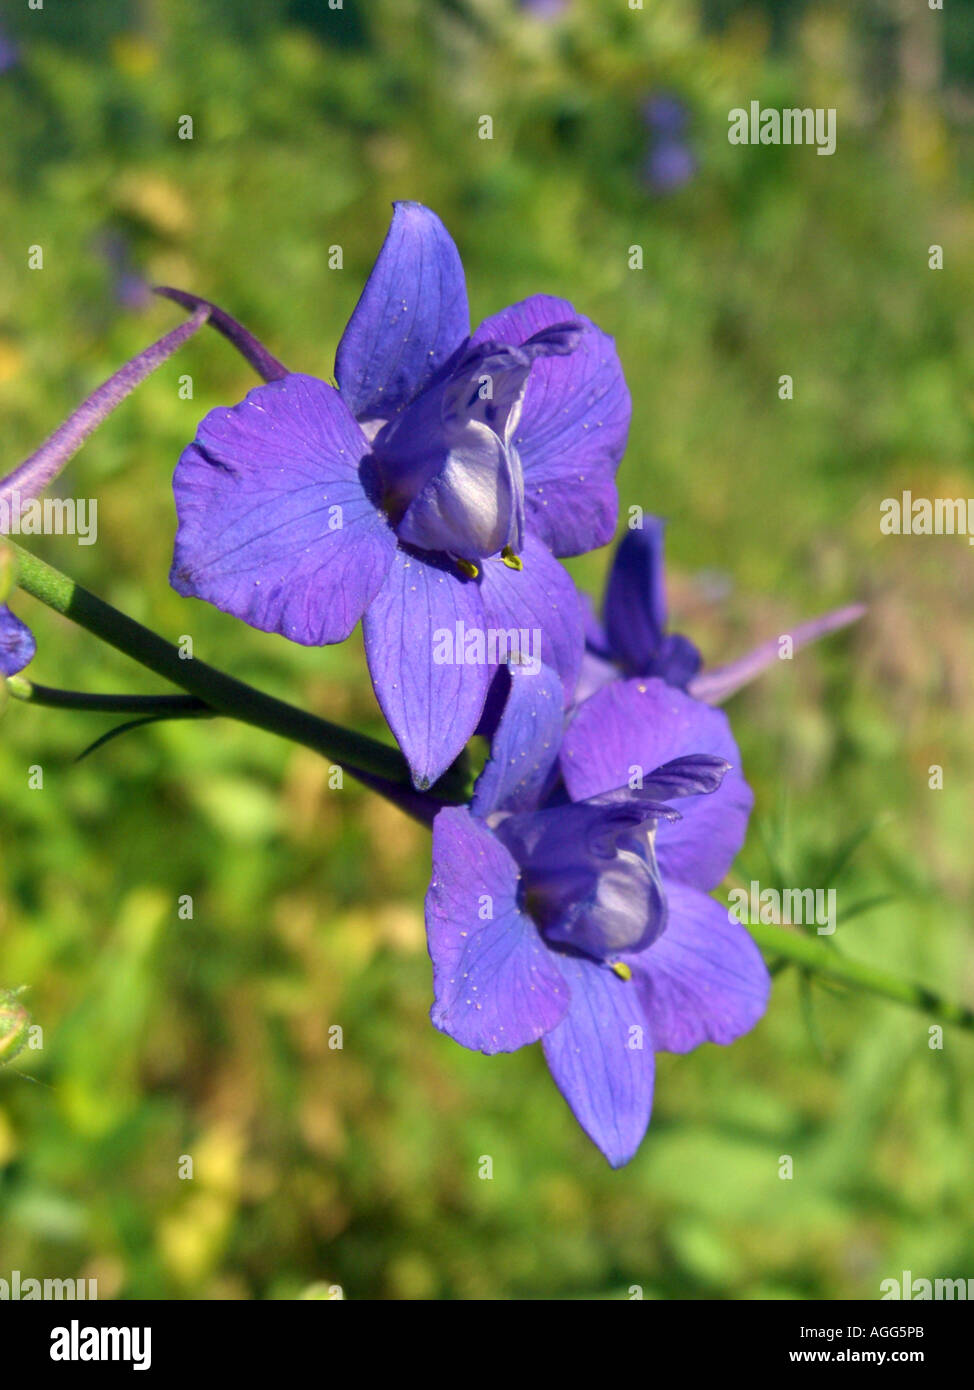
611,961,632,981
456,558,480,579
501,546,523,571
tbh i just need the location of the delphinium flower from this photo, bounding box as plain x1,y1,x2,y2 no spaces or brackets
577,517,865,704
641,93,696,195
519,0,569,19
425,665,769,1166
0,26,19,76
166,202,631,788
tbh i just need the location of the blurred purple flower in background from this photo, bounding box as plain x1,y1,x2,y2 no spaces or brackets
641,92,696,194
94,230,153,312
0,26,20,75
519,0,569,20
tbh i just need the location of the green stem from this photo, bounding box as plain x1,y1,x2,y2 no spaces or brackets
748,921,974,1032
6,678,209,717
9,542,467,805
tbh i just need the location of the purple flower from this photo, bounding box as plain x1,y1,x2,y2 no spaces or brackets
0,606,34,676
640,95,696,194
643,140,696,194
578,518,865,704
519,0,569,18
0,27,19,76
169,203,631,788
641,94,689,138
425,667,768,1166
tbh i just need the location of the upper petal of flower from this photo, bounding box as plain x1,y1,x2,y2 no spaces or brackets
362,545,490,790
0,605,35,676
560,678,752,890
171,374,396,645
604,520,668,667
335,202,470,426
471,663,565,818
472,295,631,557
626,881,770,1053
542,952,655,1167
426,806,570,1053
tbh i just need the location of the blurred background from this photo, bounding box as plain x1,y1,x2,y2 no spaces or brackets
1,0,972,1300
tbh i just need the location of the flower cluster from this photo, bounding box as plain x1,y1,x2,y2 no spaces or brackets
1,203,862,1166
159,204,860,1164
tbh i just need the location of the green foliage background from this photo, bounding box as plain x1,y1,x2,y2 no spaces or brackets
1,0,972,1300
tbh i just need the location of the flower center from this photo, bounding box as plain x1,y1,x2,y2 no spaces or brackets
370,324,580,565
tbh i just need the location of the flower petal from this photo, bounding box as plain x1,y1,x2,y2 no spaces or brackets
603,520,668,669
363,546,489,790
426,807,570,1053
561,678,752,890
335,202,470,424
627,882,770,1053
472,663,565,817
472,295,630,557
542,952,655,1167
688,603,866,705
477,533,584,702
171,374,395,645
0,605,35,676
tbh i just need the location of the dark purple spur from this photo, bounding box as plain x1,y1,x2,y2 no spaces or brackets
425,666,769,1166
166,203,631,789
578,517,865,704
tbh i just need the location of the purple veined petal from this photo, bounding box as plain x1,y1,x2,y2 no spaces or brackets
154,287,290,382
335,202,470,426
603,520,668,671
687,603,867,705
171,373,396,645
426,807,570,1053
472,295,630,557
471,663,565,818
560,677,752,891
0,306,209,516
477,532,584,703
542,951,655,1167
363,545,490,790
626,881,770,1053
0,605,35,676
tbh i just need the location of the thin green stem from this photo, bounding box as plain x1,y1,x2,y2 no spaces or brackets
9,541,467,805
6,677,209,717
748,921,974,1032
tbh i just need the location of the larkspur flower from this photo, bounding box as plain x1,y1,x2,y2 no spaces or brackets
641,94,696,195
578,518,865,704
425,665,769,1166
167,202,630,788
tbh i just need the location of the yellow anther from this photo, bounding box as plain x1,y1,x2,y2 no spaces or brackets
501,546,523,571
610,961,632,981
455,558,480,579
